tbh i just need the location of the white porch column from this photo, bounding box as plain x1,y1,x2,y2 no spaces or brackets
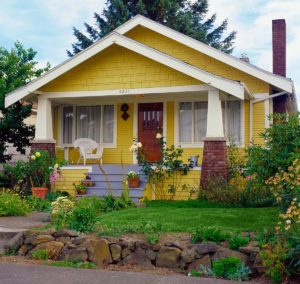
35,97,54,141
206,90,224,138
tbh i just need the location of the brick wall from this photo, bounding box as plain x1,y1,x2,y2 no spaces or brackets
31,142,55,157
200,139,227,187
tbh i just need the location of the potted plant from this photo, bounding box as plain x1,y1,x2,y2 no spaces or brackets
126,171,140,188
74,183,87,195
28,151,55,199
81,175,95,187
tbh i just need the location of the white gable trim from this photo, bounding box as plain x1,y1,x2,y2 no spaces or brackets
115,15,294,94
5,33,245,107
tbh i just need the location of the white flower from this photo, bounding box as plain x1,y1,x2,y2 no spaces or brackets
137,142,142,148
286,219,291,224
156,133,162,139
129,144,138,153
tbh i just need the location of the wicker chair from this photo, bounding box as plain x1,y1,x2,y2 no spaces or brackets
73,138,103,165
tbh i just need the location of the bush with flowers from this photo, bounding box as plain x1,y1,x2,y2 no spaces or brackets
51,196,75,229
4,150,64,196
130,135,193,199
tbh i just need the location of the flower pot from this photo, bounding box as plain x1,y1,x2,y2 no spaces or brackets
128,177,140,188
77,190,87,195
32,187,48,199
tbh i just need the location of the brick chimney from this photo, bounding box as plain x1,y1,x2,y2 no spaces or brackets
272,19,287,113
272,19,286,77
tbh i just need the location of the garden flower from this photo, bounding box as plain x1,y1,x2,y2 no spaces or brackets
156,133,162,139
35,152,41,158
286,219,291,224
31,155,36,161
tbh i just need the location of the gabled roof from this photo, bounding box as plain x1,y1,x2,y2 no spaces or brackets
5,32,246,107
115,15,294,94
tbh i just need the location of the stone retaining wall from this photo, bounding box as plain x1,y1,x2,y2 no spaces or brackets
4,229,264,274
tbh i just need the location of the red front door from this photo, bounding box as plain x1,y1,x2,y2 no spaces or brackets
138,103,163,162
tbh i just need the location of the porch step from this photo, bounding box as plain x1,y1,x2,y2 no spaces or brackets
83,164,147,202
87,174,147,182
89,180,147,190
86,187,145,198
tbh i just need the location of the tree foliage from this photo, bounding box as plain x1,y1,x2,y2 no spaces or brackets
0,42,50,162
67,0,236,56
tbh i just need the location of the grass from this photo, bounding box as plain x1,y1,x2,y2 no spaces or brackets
48,261,97,269
97,206,278,235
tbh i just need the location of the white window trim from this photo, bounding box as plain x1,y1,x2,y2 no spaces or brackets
174,99,245,148
58,104,117,148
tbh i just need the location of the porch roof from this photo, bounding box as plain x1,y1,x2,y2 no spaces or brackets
5,32,249,108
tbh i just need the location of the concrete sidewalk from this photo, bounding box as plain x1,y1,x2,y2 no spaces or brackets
0,212,50,230
0,263,256,284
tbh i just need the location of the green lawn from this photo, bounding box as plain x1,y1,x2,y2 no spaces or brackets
97,206,278,234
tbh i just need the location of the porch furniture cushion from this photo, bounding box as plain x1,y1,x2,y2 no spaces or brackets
73,138,103,165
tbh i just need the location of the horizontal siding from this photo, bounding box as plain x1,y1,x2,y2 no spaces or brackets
41,45,200,92
143,170,201,200
54,169,88,197
126,26,270,94
252,101,265,144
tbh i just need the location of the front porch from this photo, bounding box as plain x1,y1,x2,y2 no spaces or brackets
33,85,242,183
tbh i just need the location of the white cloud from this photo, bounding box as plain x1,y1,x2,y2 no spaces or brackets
208,0,300,100
0,0,299,100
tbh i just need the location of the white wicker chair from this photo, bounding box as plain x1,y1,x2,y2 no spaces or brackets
73,138,103,165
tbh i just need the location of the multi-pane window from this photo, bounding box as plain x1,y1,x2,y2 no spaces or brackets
62,105,115,145
222,101,241,143
178,100,241,144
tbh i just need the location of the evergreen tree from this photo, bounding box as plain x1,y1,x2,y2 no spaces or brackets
0,42,50,162
67,0,236,56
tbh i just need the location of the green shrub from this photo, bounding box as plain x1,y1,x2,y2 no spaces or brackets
240,183,275,208
49,261,96,269
246,113,300,187
191,227,231,244
32,249,49,260
0,192,30,216
199,177,242,206
51,196,75,229
228,235,250,250
46,190,70,202
213,257,247,279
26,196,51,212
69,199,98,233
99,194,134,212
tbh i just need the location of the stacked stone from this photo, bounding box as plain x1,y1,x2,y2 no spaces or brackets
4,229,264,273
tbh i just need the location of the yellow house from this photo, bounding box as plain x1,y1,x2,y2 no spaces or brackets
4,16,296,200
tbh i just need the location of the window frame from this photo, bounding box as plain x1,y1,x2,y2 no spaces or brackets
58,104,117,148
175,99,244,148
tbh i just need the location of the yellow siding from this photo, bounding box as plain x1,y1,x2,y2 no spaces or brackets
252,101,265,144
41,45,201,92
54,169,89,197
244,101,250,147
143,170,201,200
126,26,269,94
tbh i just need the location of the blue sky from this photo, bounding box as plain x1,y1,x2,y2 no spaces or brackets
0,0,299,101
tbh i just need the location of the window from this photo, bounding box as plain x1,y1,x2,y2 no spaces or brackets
178,100,241,145
222,101,241,143
61,105,115,145
63,106,73,144
179,102,207,143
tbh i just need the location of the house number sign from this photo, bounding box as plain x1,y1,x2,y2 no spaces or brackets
119,89,130,94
